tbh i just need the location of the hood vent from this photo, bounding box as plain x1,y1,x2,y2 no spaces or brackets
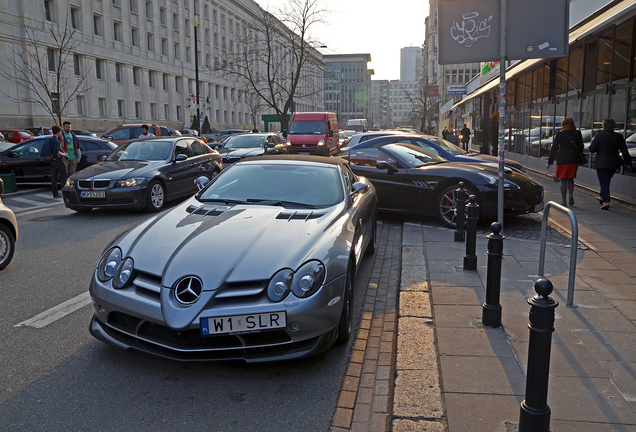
186,204,227,217
277,211,326,221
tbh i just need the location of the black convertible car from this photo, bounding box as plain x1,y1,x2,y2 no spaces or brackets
62,137,222,212
342,143,544,227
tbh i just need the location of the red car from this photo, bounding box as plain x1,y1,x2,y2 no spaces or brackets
0,129,35,144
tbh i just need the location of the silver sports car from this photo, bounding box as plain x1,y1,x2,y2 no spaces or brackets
89,155,377,362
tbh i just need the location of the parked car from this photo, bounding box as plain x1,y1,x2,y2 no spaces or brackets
212,129,249,141
87,155,377,361
345,133,526,173
63,137,223,212
0,178,18,270
216,132,287,167
343,131,408,149
26,127,52,136
0,129,35,144
179,129,199,137
0,135,117,182
73,129,98,137
338,131,350,148
168,130,183,137
342,143,544,228
102,124,171,145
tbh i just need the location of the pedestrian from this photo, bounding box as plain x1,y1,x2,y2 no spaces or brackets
60,121,82,176
38,127,44,136
460,124,471,151
139,124,155,138
589,118,632,210
545,117,584,207
252,128,259,133
442,127,449,140
41,125,68,198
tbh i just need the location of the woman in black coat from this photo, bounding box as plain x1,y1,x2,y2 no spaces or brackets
589,118,632,210
546,117,584,206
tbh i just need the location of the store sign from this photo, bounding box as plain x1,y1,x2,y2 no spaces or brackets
448,85,467,95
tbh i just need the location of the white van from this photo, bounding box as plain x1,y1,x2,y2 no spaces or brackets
345,119,368,134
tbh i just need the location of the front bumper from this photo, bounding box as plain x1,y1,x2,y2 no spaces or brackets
63,185,148,210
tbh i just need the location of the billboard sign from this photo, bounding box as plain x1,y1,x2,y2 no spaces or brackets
438,0,569,65
448,85,467,95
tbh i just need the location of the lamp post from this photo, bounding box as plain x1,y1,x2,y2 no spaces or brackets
193,1,201,134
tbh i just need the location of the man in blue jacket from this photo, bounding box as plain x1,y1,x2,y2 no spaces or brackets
60,121,82,175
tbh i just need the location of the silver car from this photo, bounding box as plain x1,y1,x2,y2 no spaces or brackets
0,178,18,270
89,155,377,362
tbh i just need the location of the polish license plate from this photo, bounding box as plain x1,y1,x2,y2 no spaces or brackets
80,191,106,198
534,202,544,212
298,152,310,155
201,312,286,335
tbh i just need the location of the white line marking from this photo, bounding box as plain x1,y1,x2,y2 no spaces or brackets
34,193,56,199
13,201,65,215
12,197,44,205
15,292,92,329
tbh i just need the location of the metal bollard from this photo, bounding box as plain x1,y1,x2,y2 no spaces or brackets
519,278,558,432
454,182,467,242
463,195,478,270
482,222,504,327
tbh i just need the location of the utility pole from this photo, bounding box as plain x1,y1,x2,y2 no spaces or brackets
193,1,201,134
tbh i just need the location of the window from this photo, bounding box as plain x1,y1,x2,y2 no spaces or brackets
98,98,106,117
44,0,53,22
164,104,169,120
71,8,80,29
162,73,168,90
174,42,180,59
132,28,139,47
114,21,122,42
148,70,154,88
112,0,121,6
93,14,102,36
115,63,122,83
76,96,85,116
47,48,56,71
51,92,60,114
145,1,152,20
161,38,168,56
118,100,125,117
95,59,103,80
160,7,166,25
73,54,81,76
133,67,140,86
173,13,179,31
175,77,181,93
129,0,137,14
150,103,156,119
176,105,182,121
186,46,191,63
135,101,141,118
185,19,190,36
147,33,154,52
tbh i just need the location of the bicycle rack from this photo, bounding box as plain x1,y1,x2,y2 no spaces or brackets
538,201,579,307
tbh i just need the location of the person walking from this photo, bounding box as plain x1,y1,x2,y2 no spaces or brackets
60,121,82,176
460,124,471,151
545,117,584,206
41,125,68,198
442,127,449,140
139,125,155,138
589,118,632,210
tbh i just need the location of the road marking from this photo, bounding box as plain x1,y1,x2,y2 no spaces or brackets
34,193,56,199
12,197,44,205
13,201,65,215
15,292,92,329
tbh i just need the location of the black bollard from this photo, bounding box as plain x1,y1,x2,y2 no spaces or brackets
454,182,467,242
519,278,558,432
463,195,478,270
483,222,504,327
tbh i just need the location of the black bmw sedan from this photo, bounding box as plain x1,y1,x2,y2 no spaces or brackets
63,137,222,212
216,132,287,167
342,143,544,228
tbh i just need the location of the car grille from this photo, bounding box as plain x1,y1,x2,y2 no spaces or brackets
525,190,543,206
78,179,111,189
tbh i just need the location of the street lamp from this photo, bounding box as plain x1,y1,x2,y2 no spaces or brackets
193,1,201,134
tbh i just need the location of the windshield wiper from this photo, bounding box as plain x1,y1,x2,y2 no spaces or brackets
246,199,316,208
198,198,248,205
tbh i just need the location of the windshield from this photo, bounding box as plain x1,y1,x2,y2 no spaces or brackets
288,120,326,135
198,163,343,208
224,135,266,149
425,137,466,156
106,139,173,161
384,144,447,168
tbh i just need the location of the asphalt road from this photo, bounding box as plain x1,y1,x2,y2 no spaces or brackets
0,194,376,432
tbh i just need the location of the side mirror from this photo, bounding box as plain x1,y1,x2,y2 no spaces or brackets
104,136,113,141
7,150,19,158
266,142,275,148
376,161,398,173
351,181,369,195
328,129,334,138
195,176,210,191
175,154,188,162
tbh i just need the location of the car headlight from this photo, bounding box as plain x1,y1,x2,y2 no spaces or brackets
66,179,75,188
267,269,293,302
477,172,520,190
317,140,325,147
478,172,497,185
290,260,326,299
97,247,122,282
116,178,145,187
113,258,134,289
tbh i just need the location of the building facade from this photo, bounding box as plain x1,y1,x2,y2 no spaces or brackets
323,53,373,128
0,0,324,133
400,46,423,83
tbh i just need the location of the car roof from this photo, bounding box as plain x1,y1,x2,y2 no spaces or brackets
238,154,348,168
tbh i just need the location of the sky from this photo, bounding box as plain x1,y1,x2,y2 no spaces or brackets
267,0,430,81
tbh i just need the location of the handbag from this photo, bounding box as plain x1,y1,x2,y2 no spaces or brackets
579,152,588,166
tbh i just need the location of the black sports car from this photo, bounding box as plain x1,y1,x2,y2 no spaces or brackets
62,137,222,212
0,136,117,182
342,143,544,227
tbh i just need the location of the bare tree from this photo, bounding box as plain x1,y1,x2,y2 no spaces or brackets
215,0,326,131
1,13,91,125
402,72,440,133
240,90,267,131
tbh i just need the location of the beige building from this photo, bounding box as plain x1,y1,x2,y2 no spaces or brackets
0,0,323,133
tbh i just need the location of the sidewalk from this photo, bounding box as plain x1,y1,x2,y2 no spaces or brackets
392,173,636,431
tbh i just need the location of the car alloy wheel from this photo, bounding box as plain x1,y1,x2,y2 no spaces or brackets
437,184,479,229
337,260,354,343
0,224,15,270
146,181,165,212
